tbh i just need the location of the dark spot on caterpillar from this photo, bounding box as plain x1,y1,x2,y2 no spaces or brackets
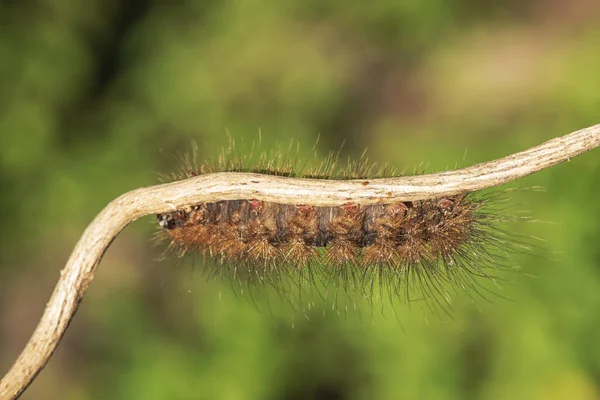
362,181,369,186
157,210,187,229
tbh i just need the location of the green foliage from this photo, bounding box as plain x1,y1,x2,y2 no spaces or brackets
1,1,599,399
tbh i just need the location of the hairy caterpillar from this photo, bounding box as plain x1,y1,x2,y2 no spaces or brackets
156,143,523,313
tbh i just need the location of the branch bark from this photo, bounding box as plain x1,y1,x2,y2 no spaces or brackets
1,123,599,399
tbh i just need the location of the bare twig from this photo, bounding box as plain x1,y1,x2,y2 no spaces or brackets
1,123,599,399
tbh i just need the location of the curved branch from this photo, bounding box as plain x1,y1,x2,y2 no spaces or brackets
1,123,599,399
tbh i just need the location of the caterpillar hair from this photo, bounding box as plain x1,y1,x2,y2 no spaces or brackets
155,143,526,315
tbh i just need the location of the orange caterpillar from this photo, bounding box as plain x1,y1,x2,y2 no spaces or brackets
156,145,521,311
158,196,479,270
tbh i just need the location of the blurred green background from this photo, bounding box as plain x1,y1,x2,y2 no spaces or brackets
1,1,600,399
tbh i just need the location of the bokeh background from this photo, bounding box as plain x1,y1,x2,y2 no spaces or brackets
1,1,600,399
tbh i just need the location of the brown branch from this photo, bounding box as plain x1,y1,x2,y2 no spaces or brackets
1,123,599,399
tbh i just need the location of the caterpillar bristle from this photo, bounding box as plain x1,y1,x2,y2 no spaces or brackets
156,143,528,314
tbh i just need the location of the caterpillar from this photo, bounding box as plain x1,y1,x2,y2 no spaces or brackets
156,143,522,313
